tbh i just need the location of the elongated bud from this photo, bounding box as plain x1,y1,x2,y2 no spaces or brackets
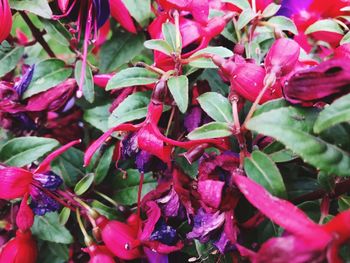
265,38,300,77
152,79,167,104
58,0,70,13
16,194,34,231
181,143,209,164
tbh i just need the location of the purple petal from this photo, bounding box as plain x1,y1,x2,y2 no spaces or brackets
184,106,202,132
13,65,35,98
93,0,110,28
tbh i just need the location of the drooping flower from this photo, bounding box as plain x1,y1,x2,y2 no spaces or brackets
283,58,350,106
0,0,12,43
82,244,116,263
0,140,80,215
109,0,137,33
53,0,110,97
264,38,300,77
0,230,37,263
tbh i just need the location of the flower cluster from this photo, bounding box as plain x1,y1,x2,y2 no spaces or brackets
1,0,350,262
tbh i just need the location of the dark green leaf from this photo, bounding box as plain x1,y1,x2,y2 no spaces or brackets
244,150,287,198
187,122,232,140
197,92,233,123
74,173,94,195
338,195,350,212
106,67,159,90
0,45,24,77
0,137,59,167
51,147,85,187
108,91,151,127
32,212,73,244
100,32,145,72
94,146,114,185
9,0,52,18
168,75,189,113
40,19,71,46
75,60,94,103
84,103,111,132
314,94,350,133
112,169,157,205
23,59,72,99
247,107,350,176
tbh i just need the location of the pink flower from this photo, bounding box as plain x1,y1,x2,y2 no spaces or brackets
0,0,12,43
82,244,116,263
109,0,137,33
0,230,37,263
265,38,300,77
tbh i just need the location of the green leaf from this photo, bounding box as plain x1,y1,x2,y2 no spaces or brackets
162,22,179,51
32,212,73,244
112,169,157,206
75,60,95,103
222,0,250,10
254,98,289,117
187,122,232,140
247,107,350,176
9,0,52,18
51,147,85,187
108,91,151,127
58,207,71,226
338,195,350,212
122,0,153,26
340,31,350,44
168,75,189,113
237,8,257,30
305,19,343,35
262,3,281,18
0,137,59,167
91,200,119,220
0,45,24,77
84,103,111,132
244,150,287,198
100,32,145,72
106,67,159,90
268,16,298,35
314,94,350,133
40,19,71,46
74,173,94,195
189,46,234,68
197,92,233,123
94,146,114,185
23,59,72,99
144,39,173,55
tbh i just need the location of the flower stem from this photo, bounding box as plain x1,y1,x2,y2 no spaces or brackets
20,12,56,58
76,208,93,246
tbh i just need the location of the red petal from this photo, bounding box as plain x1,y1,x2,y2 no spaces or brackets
110,0,137,33
35,139,81,173
16,193,34,231
0,0,12,43
0,168,32,199
323,210,350,243
233,175,331,249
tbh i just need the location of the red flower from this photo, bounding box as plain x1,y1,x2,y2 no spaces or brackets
265,38,300,77
109,0,137,33
0,230,37,263
0,140,80,199
0,0,12,43
82,244,116,263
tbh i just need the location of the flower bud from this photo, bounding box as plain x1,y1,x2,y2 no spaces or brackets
82,244,115,263
97,216,142,260
0,0,12,43
0,230,37,263
265,38,300,76
283,58,350,106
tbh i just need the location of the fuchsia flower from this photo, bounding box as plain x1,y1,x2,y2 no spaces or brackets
283,58,350,106
233,174,350,262
54,0,110,97
0,140,80,214
109,0,137,33
0,0,12,43
82,244,116,263
264,38,300,77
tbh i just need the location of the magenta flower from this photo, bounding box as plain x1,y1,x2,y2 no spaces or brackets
0,0,12,43
109,0,137,33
